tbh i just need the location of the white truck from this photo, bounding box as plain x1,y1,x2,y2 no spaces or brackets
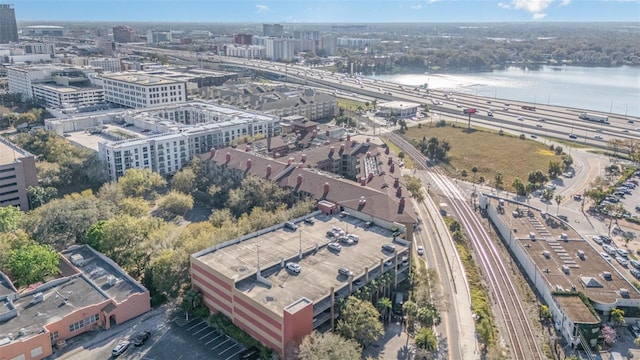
578,112,609,123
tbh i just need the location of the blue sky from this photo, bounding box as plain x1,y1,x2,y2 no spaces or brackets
12,0,640,22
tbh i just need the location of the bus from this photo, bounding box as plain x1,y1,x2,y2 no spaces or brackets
521,105,536,111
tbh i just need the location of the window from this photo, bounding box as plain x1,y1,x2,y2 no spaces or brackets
69,319,84,332
31,347,43,357
10,354,25,360
86,313,100,325
50,331,59,342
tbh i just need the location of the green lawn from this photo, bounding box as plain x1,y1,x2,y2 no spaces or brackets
337,98,373,112
403,124,563,191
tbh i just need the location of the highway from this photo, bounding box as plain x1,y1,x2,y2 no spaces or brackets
120,44,639,145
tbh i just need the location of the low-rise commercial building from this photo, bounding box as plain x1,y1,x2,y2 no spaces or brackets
98,72,187,108
377,101,421,118
0,244,151,360
0,138,38,211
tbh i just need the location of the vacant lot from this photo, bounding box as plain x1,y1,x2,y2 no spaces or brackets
403,124,562,191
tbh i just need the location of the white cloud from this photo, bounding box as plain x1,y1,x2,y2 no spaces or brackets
411,4,423,10
533,12,548,19
559,0,571,5
256,4,270,13
509,0,554,14
426,0,440,3
498,2,512,9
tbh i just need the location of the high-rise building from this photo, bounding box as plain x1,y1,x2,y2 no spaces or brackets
321,35,337,56
232,33,253,45
263,24,283,38
0,138,38,211
112,25,135,43
0,4,18,43
265,38,294,61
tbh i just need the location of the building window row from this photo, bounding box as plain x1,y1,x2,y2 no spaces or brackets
69,319,84,332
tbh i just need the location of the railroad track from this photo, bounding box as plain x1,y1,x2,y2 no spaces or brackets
387,133,545,360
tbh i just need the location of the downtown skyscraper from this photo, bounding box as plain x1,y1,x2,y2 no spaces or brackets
0,4,18,43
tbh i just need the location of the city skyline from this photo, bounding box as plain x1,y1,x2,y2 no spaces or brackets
10,0,640,23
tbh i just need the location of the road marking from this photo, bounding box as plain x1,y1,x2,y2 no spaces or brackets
226,349,245,360
218,345,238,356
211,337,231,350
192,325,210,335
187,320,204,331
205,334,223,345
198,330,215,340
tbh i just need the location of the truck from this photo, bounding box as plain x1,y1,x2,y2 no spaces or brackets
578,112,609,123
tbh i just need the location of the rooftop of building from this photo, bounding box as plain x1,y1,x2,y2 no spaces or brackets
204,146,416,225
554,295,599,324
379,101,421,110
33,82,103,93
0,138,33,165
60,245,147,303
100,72,184,85
498,199,640,304
195,213,408,315
0,273,16,299
0,275,107,343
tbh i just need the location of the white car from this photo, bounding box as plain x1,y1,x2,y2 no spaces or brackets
617,249,628,258
286,262,301,273
616,256,628,267
328,242,342,252
417,245,424,256
600,252,611,261
384,260,394,267
591,236,603,245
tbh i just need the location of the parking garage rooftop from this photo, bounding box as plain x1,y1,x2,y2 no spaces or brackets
195,213,408,315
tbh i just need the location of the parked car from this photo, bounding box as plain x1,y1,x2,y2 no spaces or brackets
338,267,353,277
603,245,616,255
631,269,640,280
347,234,359,243
617,249,629,258
382,244,396,253
132,331,151,346
112,341,130,357
417,245,424,256
384,260,394,267
616,256,628,267
591,236,603,245
284,221,297,231
630,259,640,269
303,218,315,225
286,262,301,273
238,346,261,360
328,242,342,252
600,235,612,244
401,259,409,267
600,252,611,261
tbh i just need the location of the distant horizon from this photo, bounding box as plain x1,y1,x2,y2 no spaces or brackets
8,0,640,23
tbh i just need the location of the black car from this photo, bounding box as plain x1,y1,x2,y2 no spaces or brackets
132,331,151,346
238,347,260,360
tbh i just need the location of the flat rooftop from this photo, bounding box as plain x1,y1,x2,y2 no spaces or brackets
61,245,146,303
0,276,107,342
101,73,182,86
500,200,640,304
34,83,103,93
554,295,599,324
196,213,407,315
0,139,31,165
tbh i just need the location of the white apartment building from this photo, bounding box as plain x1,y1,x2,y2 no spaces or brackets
337,37,382,48
97,102,280,180
265,38,295,61
225,44,265,59
85,58,121,73
98,73,187,108
7,65,102,105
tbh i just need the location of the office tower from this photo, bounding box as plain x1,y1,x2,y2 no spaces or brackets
0,4,18,43
112,25,135,43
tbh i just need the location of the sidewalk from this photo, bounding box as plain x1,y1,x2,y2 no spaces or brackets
362,319,414,360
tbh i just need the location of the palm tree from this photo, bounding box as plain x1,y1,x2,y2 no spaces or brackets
376,297,393,324
402,300,418,329
415,327,438,351
554,194,564,215
416,303,441,328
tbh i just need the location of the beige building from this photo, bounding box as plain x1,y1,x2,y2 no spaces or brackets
0,138,38,211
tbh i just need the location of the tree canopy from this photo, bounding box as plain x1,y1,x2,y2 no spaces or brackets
336,296,384,346
6,243,59,287
297,331,362,360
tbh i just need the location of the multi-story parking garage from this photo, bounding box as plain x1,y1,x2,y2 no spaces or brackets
191,212,410,358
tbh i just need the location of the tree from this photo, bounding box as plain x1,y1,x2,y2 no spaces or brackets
542,187,555,211
148,249,188,297
416,302,441,328
610,308,625,327
117,168,166,198
376,297,392,323
602,324,617,346
157,191,194,216
171,168,196,194
415,327,438,351
27,186,58,209
561,154,574,171
404,176,425,202
0,206,22,232
297,331,362,360
494,172,503,190
471,166,478,182
182,288,203,317
512,177,525,195
635,335,640,347
7,243,59,287
554,194,564,215
548,161,563,178
336,296,384,346
539,304,552,324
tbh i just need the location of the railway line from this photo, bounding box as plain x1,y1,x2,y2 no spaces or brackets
387,132,545,360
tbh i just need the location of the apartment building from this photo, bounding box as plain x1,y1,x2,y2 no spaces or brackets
225,44,265,59
98,72,187,108
265,38,295,61
263,24,283,38
0,138,38,211
97,102,281,180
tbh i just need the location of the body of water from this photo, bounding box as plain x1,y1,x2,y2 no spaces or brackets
368,65,640,118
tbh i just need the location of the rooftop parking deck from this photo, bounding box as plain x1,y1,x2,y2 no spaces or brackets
197,213,408,315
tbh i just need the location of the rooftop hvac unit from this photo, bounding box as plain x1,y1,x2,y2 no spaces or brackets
32,292,44,304
106,275,117,286
70,254,86,267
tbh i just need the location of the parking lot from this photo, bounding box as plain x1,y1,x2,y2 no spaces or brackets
140,313,245,360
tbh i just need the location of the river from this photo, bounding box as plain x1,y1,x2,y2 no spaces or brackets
367,65,640,118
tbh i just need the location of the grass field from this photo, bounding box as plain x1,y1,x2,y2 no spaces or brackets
337,97,373,112
403,123,563,191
